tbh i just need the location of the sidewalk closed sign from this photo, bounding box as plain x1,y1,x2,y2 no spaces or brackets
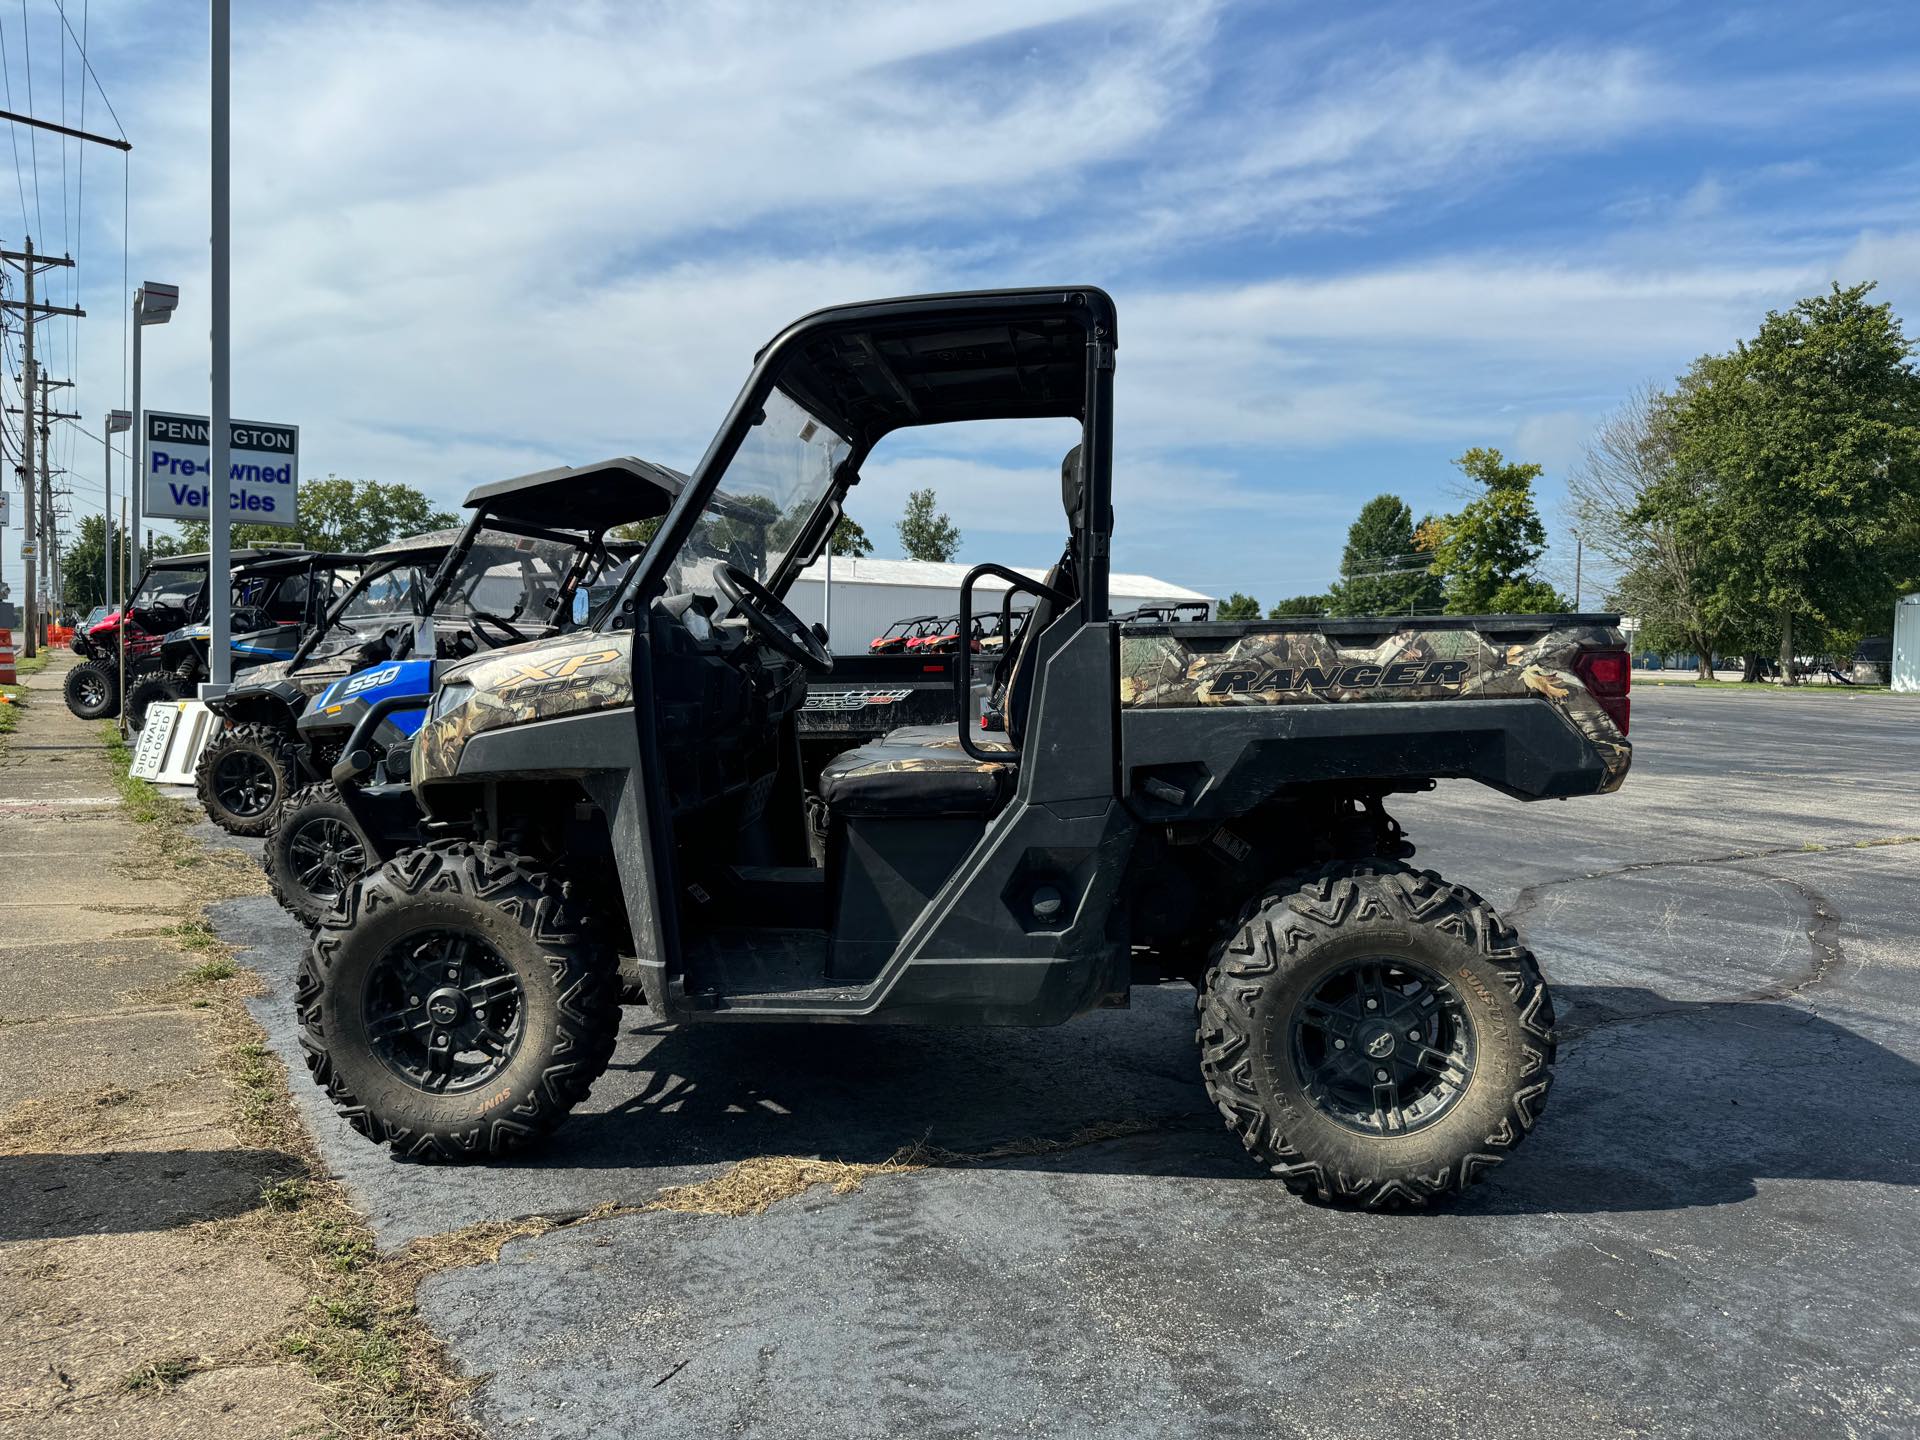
143,410,300,527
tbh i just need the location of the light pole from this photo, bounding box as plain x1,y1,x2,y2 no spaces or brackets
128,282,180,585
207,0,233,693
105,410,132,618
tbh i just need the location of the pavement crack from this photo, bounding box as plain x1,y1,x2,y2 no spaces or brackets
1552,865,1850,1042
1510,834,1918,923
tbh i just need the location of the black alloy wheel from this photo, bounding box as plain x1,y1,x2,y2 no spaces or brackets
1288,956,1476,1137
362,931,525,1094
64,663,116,718
210,747,280,820
286,814,367,911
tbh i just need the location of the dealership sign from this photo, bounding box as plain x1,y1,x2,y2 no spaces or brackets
143,410,299,527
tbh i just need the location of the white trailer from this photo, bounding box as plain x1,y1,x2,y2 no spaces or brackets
786,556,1212,655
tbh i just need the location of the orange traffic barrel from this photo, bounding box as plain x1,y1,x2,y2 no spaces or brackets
0,629,16,685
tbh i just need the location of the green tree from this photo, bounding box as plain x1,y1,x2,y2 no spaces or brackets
612,517,661,546
1486,577,1571,612
1650,283,1920,683
1428,447,1555,613
1327,494,1443,616
1267,594,1329,617
59,515,137,612
174,475,457,553
829,514,873,557
1216,591,1261,621
897,488,960,562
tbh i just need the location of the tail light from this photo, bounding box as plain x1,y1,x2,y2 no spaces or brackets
1573,648,1631,735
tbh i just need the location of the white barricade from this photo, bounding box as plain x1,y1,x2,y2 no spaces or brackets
129,700,224,786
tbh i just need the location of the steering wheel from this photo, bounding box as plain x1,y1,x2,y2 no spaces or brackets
470,608,528,645
714,563,833,675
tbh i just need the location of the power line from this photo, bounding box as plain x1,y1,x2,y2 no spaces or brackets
51,0,119,140
19,2,39,246
0,21,25,231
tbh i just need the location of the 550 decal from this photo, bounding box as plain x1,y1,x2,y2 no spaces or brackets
341,664,403,698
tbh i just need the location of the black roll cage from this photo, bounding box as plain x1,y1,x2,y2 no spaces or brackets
616,287,1119,638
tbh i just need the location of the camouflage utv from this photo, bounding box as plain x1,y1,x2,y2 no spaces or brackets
298,288,1632,1208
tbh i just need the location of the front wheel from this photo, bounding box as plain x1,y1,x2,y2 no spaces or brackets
1197,860,1555,1208
296,842,621,1159
63,659,120,719
123,662,186,732
194,722,299,835
264,782,372,926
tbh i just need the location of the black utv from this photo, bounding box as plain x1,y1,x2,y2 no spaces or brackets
64,547,339,727
152,548,369,691
297,288,1633,1207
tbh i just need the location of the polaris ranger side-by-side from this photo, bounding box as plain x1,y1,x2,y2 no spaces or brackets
298,288,1632,1207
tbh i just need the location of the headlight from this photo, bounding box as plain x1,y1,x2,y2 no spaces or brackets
430,681,472,721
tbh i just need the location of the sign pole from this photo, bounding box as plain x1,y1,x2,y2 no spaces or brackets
118,496,128,737
131,294,142,578
206,0,233,692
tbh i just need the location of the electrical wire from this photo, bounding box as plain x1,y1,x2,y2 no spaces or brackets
0,16,26,232
19,0,39,245
51,0,118,140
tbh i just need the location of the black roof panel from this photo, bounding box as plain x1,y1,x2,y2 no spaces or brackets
462,457,688,532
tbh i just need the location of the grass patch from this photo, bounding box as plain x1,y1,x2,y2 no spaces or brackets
122,1353,201,1393
261,1177,309,1212
102,722,181,826
172,918,229,955
184,954,240,982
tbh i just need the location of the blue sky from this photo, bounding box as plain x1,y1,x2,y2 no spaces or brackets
12,0,1920,607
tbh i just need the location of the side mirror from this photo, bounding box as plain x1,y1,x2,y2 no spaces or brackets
572,589,590,625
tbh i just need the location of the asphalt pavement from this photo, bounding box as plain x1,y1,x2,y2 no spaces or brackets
205,685,1920,1439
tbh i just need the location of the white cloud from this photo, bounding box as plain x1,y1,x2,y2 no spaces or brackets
31,0,1920,609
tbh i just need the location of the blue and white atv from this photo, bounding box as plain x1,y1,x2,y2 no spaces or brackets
260,657,437,923
193,534,456,835
251,457,685,922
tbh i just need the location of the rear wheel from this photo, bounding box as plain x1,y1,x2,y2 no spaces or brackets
264,782,371,926
296,842,621,1159
1197,859,1555,1208
63,659,120,719
194,722,299,835
123,662,186,732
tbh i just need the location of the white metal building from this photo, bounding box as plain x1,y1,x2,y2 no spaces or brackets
1894,594,1920,694
786,556,1213,654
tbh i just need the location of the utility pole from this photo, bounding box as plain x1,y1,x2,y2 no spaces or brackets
38,374,75,621
1,238,82,653
1573,535,1583,611
8,375,79,620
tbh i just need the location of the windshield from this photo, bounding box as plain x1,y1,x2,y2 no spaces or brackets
133,565,204,611
440,536,584,623
662,386,848,601
343,566,432,624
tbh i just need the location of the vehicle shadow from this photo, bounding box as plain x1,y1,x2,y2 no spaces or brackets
0,1145,300,1242
510,982,1920,1214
